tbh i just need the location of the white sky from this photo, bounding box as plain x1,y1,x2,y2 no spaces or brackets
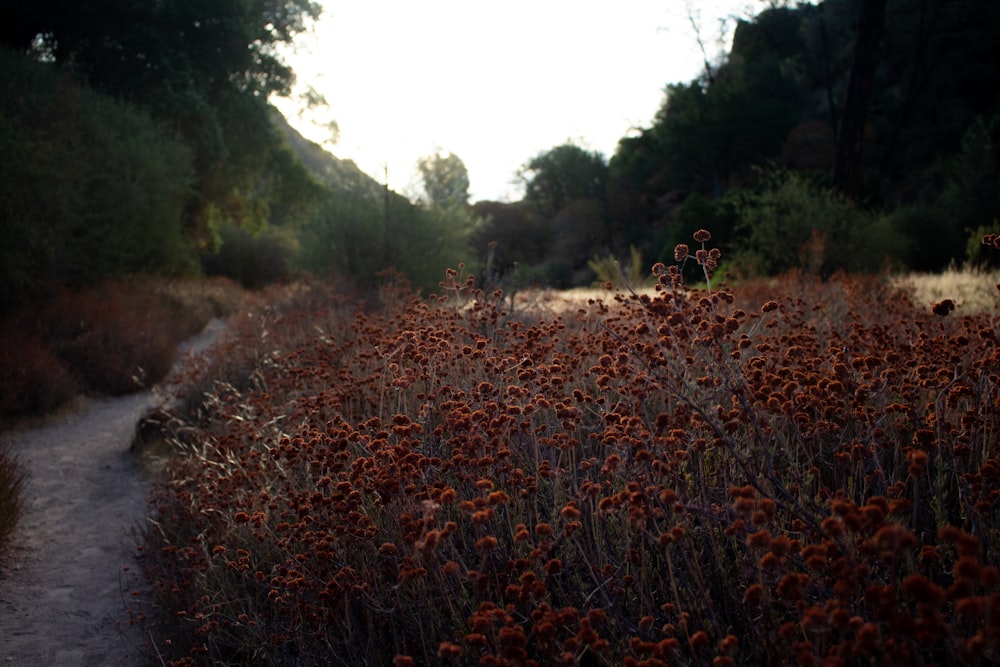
273,1,756,202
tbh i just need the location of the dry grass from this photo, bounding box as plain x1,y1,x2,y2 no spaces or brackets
892,266,1000,315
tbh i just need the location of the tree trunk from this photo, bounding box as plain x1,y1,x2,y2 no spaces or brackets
832,0,888,197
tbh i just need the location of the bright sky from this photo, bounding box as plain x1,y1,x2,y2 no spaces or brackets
273,1,756,202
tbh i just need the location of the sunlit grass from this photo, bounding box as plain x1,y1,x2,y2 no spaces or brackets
892,265,1000,315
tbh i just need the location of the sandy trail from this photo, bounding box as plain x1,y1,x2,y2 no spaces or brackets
0,320,225,666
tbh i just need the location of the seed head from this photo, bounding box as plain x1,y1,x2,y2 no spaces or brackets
693,229,712,242
674,244,689,262
931,299,955,316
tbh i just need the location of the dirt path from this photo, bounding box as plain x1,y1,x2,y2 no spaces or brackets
0,320,225,666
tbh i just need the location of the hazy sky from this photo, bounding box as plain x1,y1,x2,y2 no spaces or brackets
274,1,755,202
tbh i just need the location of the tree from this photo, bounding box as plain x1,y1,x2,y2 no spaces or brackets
417,152,471,208
0,0,323,247
831,0,887,197
519,143,608,219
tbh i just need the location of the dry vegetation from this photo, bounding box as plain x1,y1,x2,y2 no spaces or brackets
136,232,1000,666
0,276,247,422
0,276,249,557
892,266,1000,317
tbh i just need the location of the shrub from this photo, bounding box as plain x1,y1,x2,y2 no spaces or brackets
0,46,196,306
0,328,78,416
202,221,297,289
34,283,180,395
145,232,1000,665
733,169,906,276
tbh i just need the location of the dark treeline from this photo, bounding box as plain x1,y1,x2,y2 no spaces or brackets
3,0,1000,311
485,0,1000,287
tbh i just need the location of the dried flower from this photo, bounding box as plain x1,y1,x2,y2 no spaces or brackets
931,299,955,316
693,229,712,242
674,244,689,262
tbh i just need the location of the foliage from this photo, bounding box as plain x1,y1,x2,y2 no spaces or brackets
0,48,196,308
295,181,477,295
587,245,654,289
470,202,553,285
732,169,906,276
0,277,245,419
142,232,1000,665
418,152,471,208
202,221,298,289
603,0,1000,275
520,143,608,219
1,0,323,292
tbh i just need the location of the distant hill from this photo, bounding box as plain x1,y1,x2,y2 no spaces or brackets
271,111,385,200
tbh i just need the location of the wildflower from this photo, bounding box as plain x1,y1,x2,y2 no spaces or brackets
561,504,581,521
437,642,463,659
693,229,712,242
743,583,765,604
907,450,928,476
674,244,689,262
931,299,955,316
534,522,552,537
688,630,710,650
902,573,945,605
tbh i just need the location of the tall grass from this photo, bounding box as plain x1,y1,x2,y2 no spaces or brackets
142,232,1000,665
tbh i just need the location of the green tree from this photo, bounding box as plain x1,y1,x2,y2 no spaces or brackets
417,151,471,208
732,169,905,276
519,143,608,219
1,0,322,248
470,201,553,286
0,48,195,308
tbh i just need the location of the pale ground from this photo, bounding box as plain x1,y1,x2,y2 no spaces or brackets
0,320,225,666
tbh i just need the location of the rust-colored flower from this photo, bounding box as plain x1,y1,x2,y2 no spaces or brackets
931,299,955,316
437,642,463,659
674,244,690,262
693,229,712,242
688,630,710,651
743,583,765,604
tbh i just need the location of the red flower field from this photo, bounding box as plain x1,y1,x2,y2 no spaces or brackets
144,233,1000,666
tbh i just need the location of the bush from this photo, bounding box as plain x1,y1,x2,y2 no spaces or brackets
732,169,906,276
0,277,244,419
0,328,78,416
0,47,196,307
202,221,296,289
145,235,1000,665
